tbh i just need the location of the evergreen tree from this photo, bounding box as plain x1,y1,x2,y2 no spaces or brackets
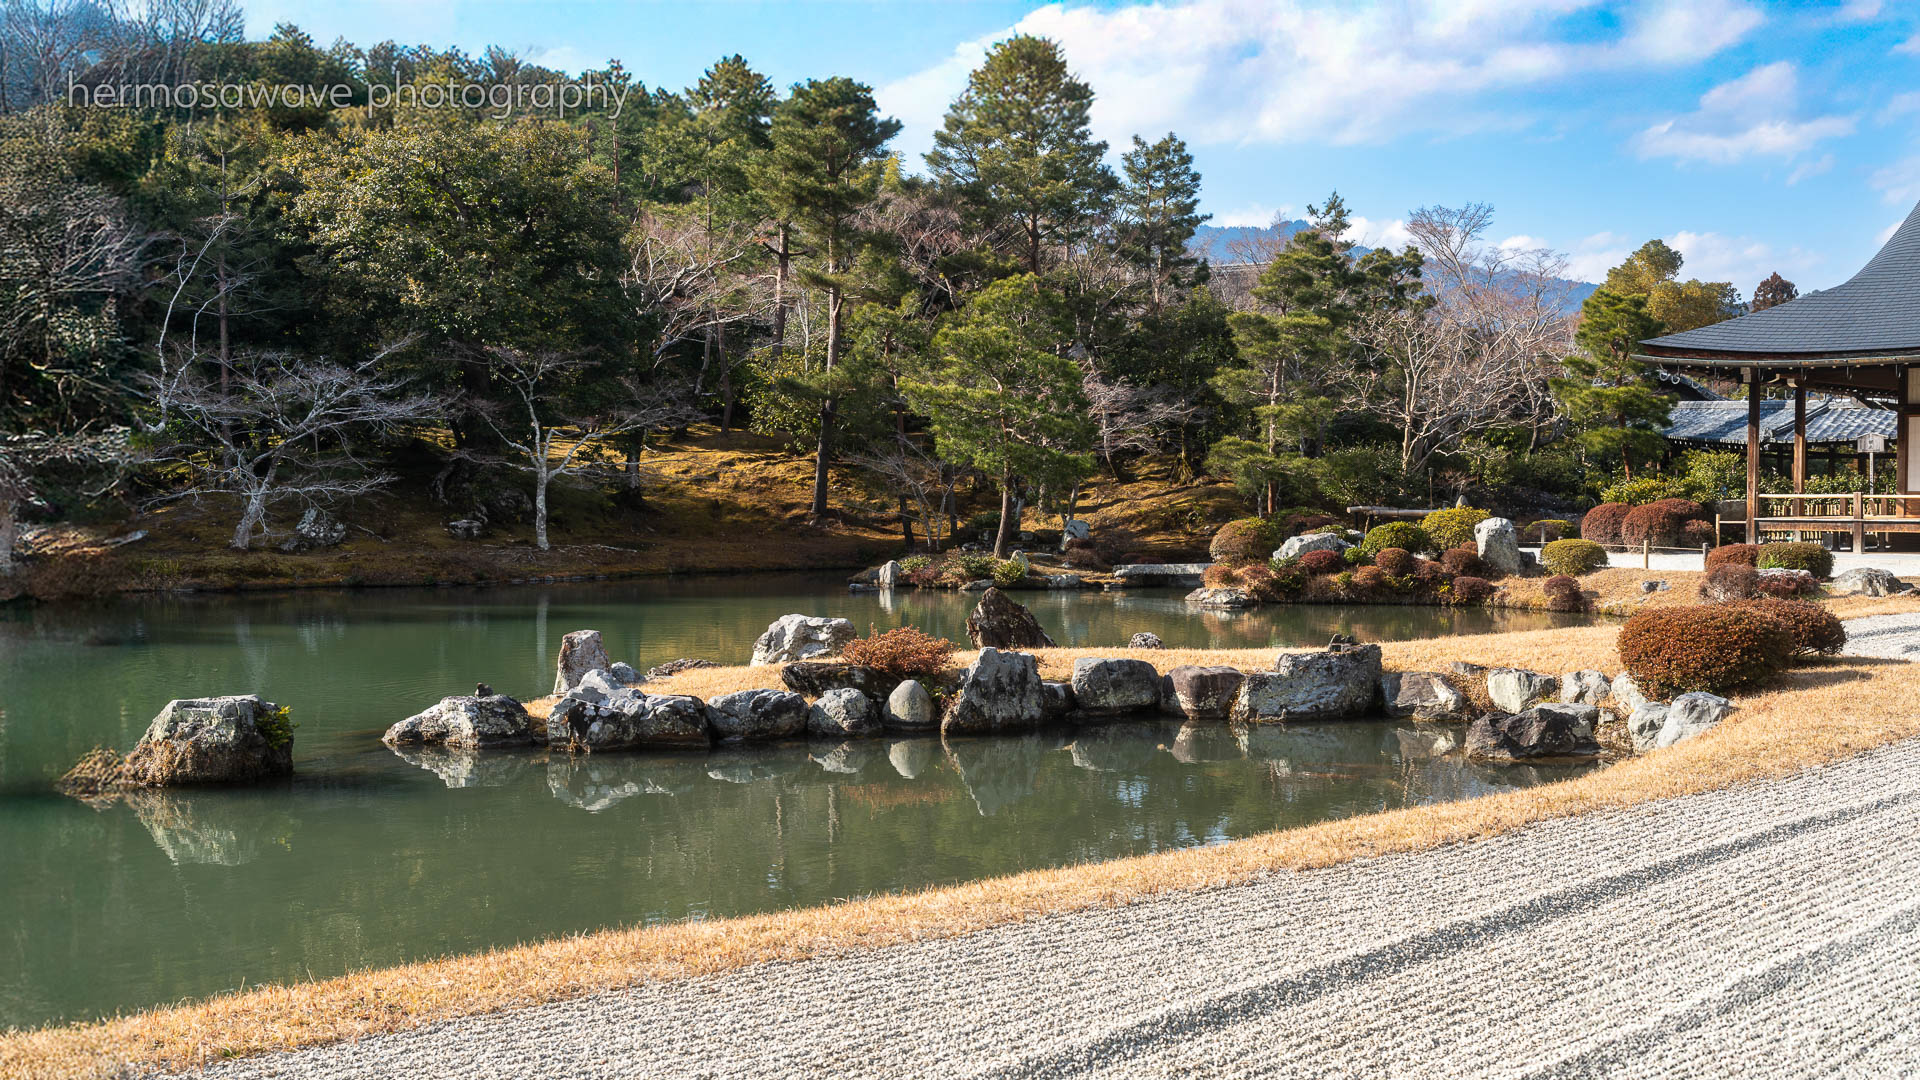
904,274,1093,557
1603,238,1740,332
925,35,1116,273
1114,133,1208,309
1751,271,1798,312
754,76,899,522
1551,288,1670,479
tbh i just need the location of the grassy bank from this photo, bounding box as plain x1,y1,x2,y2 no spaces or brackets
9,620,1919,1078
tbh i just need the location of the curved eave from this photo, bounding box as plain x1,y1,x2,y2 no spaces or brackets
1632,346,1920,366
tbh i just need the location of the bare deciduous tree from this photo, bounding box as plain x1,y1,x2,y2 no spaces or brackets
145,345,438,550
472,347,695,551
622,209,771,431
0,425,131,574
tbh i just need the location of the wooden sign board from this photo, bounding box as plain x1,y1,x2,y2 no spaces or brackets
1857,434,1888,454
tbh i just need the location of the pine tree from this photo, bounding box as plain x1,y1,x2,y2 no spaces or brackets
1114,133,1208,310
1551,289,1670,479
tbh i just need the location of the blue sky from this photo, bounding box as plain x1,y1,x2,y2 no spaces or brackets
244,0,1920,291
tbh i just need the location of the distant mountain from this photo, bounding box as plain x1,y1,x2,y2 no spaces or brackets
1189,221,1599,312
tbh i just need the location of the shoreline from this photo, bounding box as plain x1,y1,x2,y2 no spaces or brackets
8,620,1919,1079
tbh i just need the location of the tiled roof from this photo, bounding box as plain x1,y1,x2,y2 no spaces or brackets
1663,398,1897,445
1642,199,1920,357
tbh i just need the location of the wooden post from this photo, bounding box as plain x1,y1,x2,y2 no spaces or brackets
1792,379,1806,543
1746,367,1762,541
1642,538,1650,569
1853,492,1866,554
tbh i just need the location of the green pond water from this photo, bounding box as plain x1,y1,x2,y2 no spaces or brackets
0,574,1597,1030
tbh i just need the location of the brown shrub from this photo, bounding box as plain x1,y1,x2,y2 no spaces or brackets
841,627,955,679
1728,597,1847,656
1202,562,1243,588
1543,574,1585,612
1619,498,1708,550
1209,518,1277,561
1450,575,1494,605
1618,605,1793,696
1373,547,1414,576
1698,563,1759,603
1298,549,1343,575
1581,503,1631,547
1679,520,1717,549
1756,571,1817,598
1706,543,1760,569
1440,545,1486,577
55,746,125,797
1351,565,1390,591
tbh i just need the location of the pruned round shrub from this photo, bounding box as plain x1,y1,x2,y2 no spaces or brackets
948,553,996,581
1343,545,1368,566
1202,562,1244,588
1542,574,1585,612
1351,565,1390,591
1618,605,1793,696
1449,575,1494,605
1540,538,1608,576
1581,503,1631,547
842,626,955,678
1758,541,1834,579
1679,520,1716,549
1440,544,1485,577
1619,498,1708,551
1254,561,1308,598
1706,543,1759,569
1210,517,1278,561
1420,507,1490,550
1756,571,1816,598
1699,563,1759,603
1299,549,1343,575
1373,546,1414,576
1729,597,1846,656
1359,521,1431,558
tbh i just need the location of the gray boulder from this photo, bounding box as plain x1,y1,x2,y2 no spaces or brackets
1466,703,1602,761
1475,516,1523,576
116,695,295,787
1275,532,1350,561
1831,567,1910,596
548,691,710,752
876,560,904,587
385,695,534,750
1071,657,1162,716
1041,680,1076,719
647,658,717,680
1628,703,1670,753
553,630,614,695
1558,670,1612,707
1379,671,1471,721
1654,692,1734,750
1128,631,1166,650
1487,668,1558,714
1609,673,1653,716
609,662,641,685
706,689,808,741
750,615,857,666
279,508,348,553
571,668,623,703
1168,665,1245,721
961,579,995,592
942,648,1046,736
1232,643,1383,723
780,662,901,699
1185,586,1256,608
965,587,1055,649
884,680,937,731
445,518,485,540
808,687,882,738
1060,519,1091,548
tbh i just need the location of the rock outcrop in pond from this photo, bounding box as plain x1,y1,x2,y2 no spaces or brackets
1466,704,1601,761
1232,643,1382,723
943,647,1046,735
706,688,809,741
1379,671,1471,721
385,695,536,749
59,696,296,795
1168,665,1244,721
750,615,857,665
965,588,1055,649
554,630,613,694
548,690,710,752
1071,657,1161,717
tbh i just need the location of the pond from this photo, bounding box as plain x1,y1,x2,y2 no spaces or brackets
0,574,1597,1030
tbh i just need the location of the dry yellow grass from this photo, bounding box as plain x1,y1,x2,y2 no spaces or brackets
9,623,1914,1080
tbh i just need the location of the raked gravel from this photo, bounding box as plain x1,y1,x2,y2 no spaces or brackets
166,739,1920,1080
1842,613,1920,661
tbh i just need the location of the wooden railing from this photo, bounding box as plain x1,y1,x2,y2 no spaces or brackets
1748,492,1920,546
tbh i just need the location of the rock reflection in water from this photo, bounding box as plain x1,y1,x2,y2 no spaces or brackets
810,741,882,775
391,746,539,789
1067,721,1164,773
887,737,939,779
546,756,690,812
125,791,291,866
1171,721,1244,764
944,732,1065,816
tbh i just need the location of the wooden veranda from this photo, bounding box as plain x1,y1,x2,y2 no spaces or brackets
1634,200,1920,547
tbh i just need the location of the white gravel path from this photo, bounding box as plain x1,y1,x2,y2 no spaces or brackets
1842,613,1920,661
166,739,1920,1080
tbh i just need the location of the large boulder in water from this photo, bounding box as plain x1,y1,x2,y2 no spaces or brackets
706,688,808,741
1070,657,1161,717
1231,644,1382,723
114,696,294,787
965,588,1055,649
1379,671,1471,722
750,614,857,665
884,680,937,731
548,690,710,751
1486,668,1558,714
1168,665,1245,721
553,630,613,695
780,661,901,699
942,648,1046,736
808,687,883,738
1466,703,1601,761
385,695,535,750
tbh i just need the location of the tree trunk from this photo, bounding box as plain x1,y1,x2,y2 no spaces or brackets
770,225,790,363
993,482,1017,559
0,497,16,576
809,283,844,523
534,468,551,551
897,492,915,550
230,488,267,550
717,319,735,435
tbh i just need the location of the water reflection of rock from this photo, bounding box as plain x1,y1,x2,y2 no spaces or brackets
124,791,287,866
1067,721,1163,773
391,746,539,789
945,733,1062,815
810,741,882,775
705,749,804,785
1171,721,1244,764
1394,727,1458,759
547,756,691,812
888,738,939,779
1235,723,1401,775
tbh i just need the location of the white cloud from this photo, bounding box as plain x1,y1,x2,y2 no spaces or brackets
528,45,591,74
1498,233,1546,251
876,0,1765,161
1837,0,1884,20
1787,153,1835,184
1344,215,1415,251
1897,33,1920,55
1210,202,1295,227
1665,230,1823,291
1871,155,1920,204
1878,91,1920,122
1633,62,1854,164
1879,218,1905,245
